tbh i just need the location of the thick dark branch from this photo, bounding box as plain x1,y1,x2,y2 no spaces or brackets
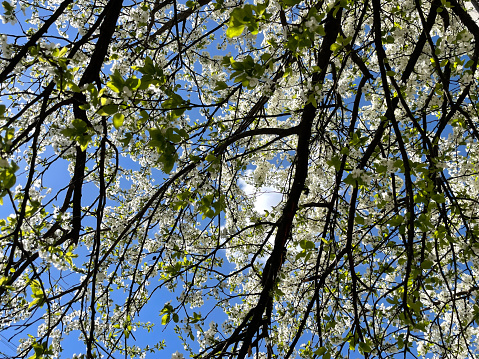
401,0,440,83
448,0,479,40
236,6,344,359
79,0,124,86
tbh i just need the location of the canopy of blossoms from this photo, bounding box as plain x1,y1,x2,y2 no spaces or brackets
1,0,479,358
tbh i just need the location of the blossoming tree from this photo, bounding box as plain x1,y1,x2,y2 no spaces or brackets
1,0,479,357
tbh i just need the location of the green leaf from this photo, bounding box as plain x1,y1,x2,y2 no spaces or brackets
283,67,292,78
421,260,433,269
214,81,229,90
343,174,358,186
97,104,118,116
162,94,184,109
388,215,403,226
69,82,81,92
465,59,474,68
28,293,46,309
385,35,395,43
226,25,245,38
113,113,125,129
0,276,11,287
168,133,182,143
72,119,87,131
260,53,271,62
120,132,133,146
327,155,342,171
314,347,327,356
161,313,170,325
175,128,188,139
107,82,120,93
126,77,141,91
299,239,315,250
1,168,17,189
355,216,365,225
2,1,13,12
330,43,341,52
78,134,92,151
206,153,218,162
359,341,372,353
161,153,177,174
190,312,202,323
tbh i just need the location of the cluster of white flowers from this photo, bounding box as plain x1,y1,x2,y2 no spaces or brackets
171,351,184,359
0,34,12,58
197,321,218,349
